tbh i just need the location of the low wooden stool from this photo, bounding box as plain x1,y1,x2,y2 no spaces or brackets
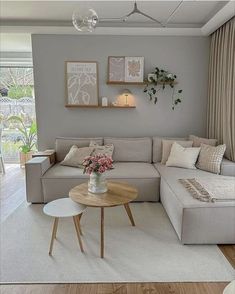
43,198,87,255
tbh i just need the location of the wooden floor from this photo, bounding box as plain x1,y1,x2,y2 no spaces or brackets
0,282,229,294
0,164,234,294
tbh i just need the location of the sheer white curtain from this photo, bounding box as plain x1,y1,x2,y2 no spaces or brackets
207,17,235,161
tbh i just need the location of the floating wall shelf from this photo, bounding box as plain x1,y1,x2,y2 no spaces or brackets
65,105,136,109
106,81,178,85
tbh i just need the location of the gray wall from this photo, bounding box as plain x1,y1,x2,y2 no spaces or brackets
32,35,210,149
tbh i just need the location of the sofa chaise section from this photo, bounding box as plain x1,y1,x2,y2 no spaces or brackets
155,163,235,244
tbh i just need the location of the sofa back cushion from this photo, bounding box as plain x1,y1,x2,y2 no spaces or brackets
104,137,152,162
152,136,187,163
55,137,103,162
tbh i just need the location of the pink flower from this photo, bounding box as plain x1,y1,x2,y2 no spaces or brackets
83,154,113,174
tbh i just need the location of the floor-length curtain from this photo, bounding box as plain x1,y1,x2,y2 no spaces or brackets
207,17,235,161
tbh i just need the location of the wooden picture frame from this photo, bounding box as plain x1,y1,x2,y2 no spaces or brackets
65,61,99,106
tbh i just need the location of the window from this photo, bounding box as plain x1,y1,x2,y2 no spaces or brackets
0,67,36,163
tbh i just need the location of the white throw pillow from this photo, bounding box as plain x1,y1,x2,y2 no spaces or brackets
161,139,193,164
60,145,94,168
166,142,201,169
89,140,114,158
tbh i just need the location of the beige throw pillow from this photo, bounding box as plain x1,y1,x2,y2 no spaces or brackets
189,135,217,147
60,145,94,168
196,144,226,174
89,141,114,158
161,140,193,164
166,142,201,169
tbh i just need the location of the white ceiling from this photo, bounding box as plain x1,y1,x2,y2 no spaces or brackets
0,1,228,24
0,1,235,52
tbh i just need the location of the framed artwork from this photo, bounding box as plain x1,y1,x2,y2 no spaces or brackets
108,56,144,83
65,61,98,106
125,57,144,82
108,56,125,82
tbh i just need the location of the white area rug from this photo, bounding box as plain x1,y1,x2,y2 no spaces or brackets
1,202,234,283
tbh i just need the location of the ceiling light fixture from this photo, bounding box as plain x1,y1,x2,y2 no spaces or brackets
72,1,165,32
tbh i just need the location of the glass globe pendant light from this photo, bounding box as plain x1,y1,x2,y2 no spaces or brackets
72,9,99,32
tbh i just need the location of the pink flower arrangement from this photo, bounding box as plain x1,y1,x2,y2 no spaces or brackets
83,154,113,175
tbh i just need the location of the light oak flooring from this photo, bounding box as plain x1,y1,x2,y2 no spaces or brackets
0,282,229,294
0,164,234,294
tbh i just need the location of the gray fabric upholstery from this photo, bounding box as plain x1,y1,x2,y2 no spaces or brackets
152,136,187,163
55,137,103,162
25,136,235,244
221,158,235,176
104,137,152,163
25,157,53,203
42,162,160,203
155,163,235,244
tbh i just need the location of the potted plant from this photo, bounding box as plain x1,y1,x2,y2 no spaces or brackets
7,115,37,167
83,154,113,194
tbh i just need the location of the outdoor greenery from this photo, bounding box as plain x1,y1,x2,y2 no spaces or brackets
0,67,34,99
8,85,33,99
144,67,183,110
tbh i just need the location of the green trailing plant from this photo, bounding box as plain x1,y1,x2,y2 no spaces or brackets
143,67,183,110
7,114,37,154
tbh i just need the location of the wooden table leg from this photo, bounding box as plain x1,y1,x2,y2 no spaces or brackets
101,207,104,258
73,216,84,253
54,218,59,239
49,217,59,255
76,214,83,236
124,203,135,226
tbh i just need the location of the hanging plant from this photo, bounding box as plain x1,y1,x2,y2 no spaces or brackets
143,67,183,110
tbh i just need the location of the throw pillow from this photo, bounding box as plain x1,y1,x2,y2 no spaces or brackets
60,145,94,168
161,140,193,164
89,141,114,158
189,135,217,147
196,143,226,174
166,142,201,169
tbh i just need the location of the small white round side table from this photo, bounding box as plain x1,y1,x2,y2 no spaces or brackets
223,280,235,294
43,198,87,255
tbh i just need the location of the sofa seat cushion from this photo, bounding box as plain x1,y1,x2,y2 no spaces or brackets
42,163,88,179
42,163,160,202
106,162,159,179
154,163,235,244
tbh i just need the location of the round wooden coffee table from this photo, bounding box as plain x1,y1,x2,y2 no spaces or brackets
69,181,138,258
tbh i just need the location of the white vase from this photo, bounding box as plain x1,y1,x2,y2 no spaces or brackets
88,172,108,194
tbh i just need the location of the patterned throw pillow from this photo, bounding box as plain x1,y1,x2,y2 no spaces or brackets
189,135,217,147
196,144,226,174
60,145,94,168
89,141,114,158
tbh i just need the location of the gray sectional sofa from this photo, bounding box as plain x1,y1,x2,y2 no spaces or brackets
25,136,235,244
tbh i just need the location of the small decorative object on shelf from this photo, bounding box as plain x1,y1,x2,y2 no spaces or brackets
144,67,183,110
101,97,108,106
121,89,132,106
83,154,113,194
